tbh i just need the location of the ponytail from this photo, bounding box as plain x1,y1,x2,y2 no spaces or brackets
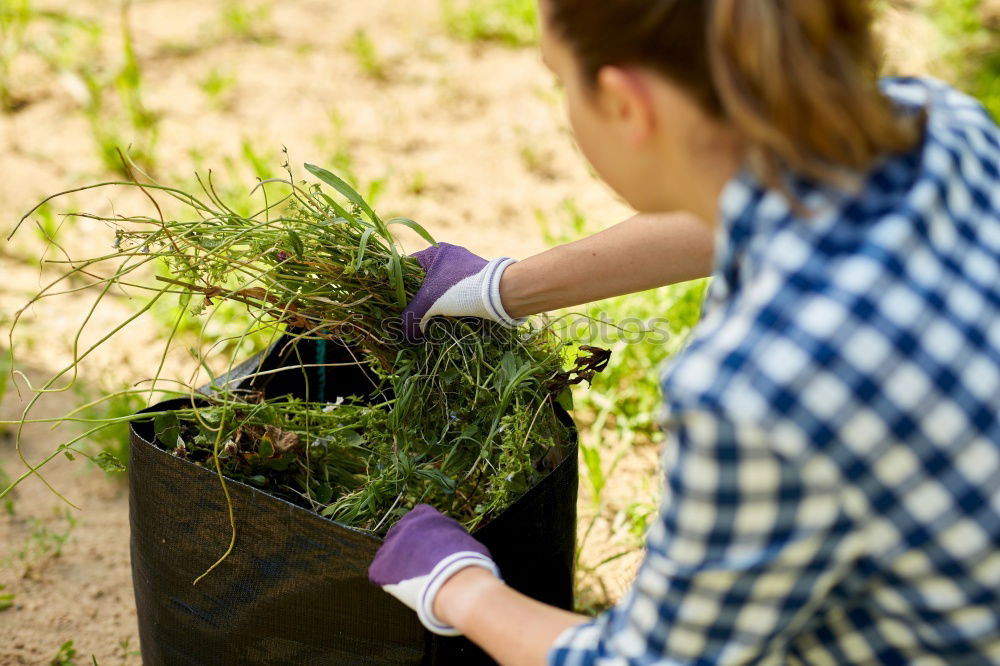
708,0,920,191
546,0,921,193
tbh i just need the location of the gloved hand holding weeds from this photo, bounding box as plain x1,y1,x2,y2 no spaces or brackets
368,504,502,636
402,243,525,342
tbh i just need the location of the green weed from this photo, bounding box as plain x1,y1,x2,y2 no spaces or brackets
0,584,14,611
406,170,428,196
0,2,100,112
519,142,557,180
0,0,32,111
50,640,77,666
220,1,274,43
313,111,388,208
6,161,594,548
3,508,78,570
73,386,147,473
68,1,158,176
442,0,538,47
239,139,277,182
199,67,237,109
348,29,389,82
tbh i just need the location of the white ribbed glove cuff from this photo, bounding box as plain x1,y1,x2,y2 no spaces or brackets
383,551,502,636
419,257,525,333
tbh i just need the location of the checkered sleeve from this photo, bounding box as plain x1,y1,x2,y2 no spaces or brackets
548,407,866,666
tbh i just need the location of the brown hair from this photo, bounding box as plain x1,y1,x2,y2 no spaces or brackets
544,0,921,192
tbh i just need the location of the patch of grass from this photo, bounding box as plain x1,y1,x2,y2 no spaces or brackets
64,1,158,176
198,67,237,109
519,141,557,180
313,111,389,208
933,0,1000,118
0,2,103,116
442,0,538,47
0,0,33,111
220,1,275,43
3,508,78,570
348,29,389,82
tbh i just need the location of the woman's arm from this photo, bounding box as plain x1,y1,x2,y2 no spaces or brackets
500,212,714,318
434,567,587,666
399,211,713,342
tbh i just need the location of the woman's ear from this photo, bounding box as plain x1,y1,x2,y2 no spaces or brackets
594,66,657,147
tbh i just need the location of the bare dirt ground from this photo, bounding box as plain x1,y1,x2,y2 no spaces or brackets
0,1,941,663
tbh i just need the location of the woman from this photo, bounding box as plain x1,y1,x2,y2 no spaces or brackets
371,1,1000,664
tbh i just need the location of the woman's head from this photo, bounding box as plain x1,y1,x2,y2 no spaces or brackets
539,0,920,220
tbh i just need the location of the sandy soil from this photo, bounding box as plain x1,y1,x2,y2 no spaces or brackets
0,1,940,663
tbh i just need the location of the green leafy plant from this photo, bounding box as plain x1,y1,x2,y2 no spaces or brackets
442,0,539,47
5,158,605,568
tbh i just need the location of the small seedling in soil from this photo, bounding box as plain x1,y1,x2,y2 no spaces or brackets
0,584,14,611
348,29,390,82
50,639,77,666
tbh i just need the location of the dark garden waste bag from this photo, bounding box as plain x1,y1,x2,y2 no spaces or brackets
129,335,579,665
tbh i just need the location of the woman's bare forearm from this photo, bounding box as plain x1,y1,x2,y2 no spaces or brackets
434,567,587,666
499,212,714,318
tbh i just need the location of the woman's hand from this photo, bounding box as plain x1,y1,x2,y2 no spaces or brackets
368,504,502,635
401,243,524,342
369,504,587,665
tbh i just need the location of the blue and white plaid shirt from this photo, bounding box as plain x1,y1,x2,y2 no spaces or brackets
550,78,1000,665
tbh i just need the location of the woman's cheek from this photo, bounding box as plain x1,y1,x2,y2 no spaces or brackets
566,99,611,182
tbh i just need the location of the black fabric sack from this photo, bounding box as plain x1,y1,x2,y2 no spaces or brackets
129,335,578,665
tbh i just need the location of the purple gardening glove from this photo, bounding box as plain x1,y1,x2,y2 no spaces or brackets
402,243,525,342
368,504,501,636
